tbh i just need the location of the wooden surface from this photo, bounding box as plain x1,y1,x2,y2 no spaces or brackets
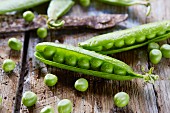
0,0,170,113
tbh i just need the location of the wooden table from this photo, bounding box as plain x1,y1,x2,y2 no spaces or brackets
0,0,170,113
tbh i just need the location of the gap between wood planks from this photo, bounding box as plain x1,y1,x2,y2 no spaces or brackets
13,31,30,113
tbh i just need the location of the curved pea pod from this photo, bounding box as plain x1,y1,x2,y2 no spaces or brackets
35,42,158,83
79,20,170,54
98,0,151,16
47,0,75,28
0,0,50,14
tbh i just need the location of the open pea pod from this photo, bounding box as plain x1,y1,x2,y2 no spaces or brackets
47,0,75,28
98,0,151,16
0,0,50,14
35,42,158,83
79,20,170,54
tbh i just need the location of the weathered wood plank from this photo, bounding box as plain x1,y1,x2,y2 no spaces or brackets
20,0,170,113
147,0,170,113
0,33,24,113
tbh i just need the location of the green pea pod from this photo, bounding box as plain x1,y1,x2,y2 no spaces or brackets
98,0,151,16
79,20,170,54
0,0,50,14
47,0,75,28
35,42,158,83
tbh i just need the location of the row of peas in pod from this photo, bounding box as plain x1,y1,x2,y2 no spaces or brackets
41,45,127,76
148,42,170,64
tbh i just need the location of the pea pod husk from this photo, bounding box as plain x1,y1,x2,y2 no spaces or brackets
79,20,170,54
98,0,151,16
35,42,158,83
47,0,75,28
0,0,50,14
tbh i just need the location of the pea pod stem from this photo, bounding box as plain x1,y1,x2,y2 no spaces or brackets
47,0,75,28
98,0,151,16
35,42,159,83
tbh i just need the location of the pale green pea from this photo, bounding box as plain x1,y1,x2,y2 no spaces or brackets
136,35,146,43
115,39,124,48
90,58,103,69
2,59,15,72
57,99,73,113
160,44,170,58
149,49,162,64
40,105,54,113
74,78,88,92
37,27,48,38
92,46,103,51
125,37,135,46
114,92,129,108
23,11,35,22
101,63,113,73
44,74,58,87
8,38,22,51
79,0,90,7
78,58,90,69
148,42,160,52
53,52,65,63
157,31,166,36
65,55,77,66
104,42,114,50
146,34,156,39
114,69,126,75
43,46,56,59
22,91,37,107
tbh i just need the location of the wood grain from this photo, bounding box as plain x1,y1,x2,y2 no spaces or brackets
0,33,24,113
1,0,168,113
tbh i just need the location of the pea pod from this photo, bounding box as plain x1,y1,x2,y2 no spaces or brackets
0,0,50,14
79,20,170,54
47,0,75,28
35,42,158,83
98,0,151,16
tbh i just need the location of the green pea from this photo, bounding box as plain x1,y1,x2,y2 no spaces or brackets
78,58,90,69
101,63,113,73
79,0,90,7
53,52,65,63
146,34,156,39
74,78,88,92
149,49,162,64
115,39,124,48
23,11,35,22
160,44,170,58
43,46,56,59
125,37,135,46
114,69,126,75
157,31,166,36
8,38,22,51
22,91,37,107
114,92,129,108
2,59,15,72
92,46,103,51
90,58,103,69
57,99,73,113
40,105,54,113
136,36,146,43
37,27,48,38
148,42,160,52
44,74,58,87
104,42,114,50
65,55,77,66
